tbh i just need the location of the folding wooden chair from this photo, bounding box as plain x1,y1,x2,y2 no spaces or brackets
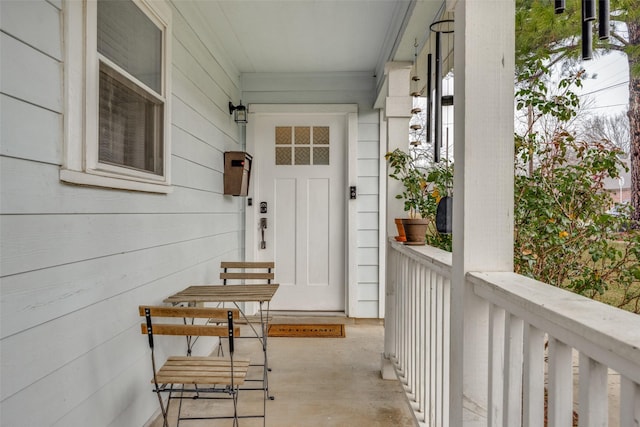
139,306,253,427
219,261,276,402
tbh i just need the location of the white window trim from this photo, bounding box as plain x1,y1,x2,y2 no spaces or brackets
61,0,172,193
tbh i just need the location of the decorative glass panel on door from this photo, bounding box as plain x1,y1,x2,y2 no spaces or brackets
275,126,330,166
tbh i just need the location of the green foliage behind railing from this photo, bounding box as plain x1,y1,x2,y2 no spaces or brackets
514,57,640,312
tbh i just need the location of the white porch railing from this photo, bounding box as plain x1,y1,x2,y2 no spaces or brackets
385,240,640,426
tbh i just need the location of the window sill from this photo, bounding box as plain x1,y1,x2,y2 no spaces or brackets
60,168,172,194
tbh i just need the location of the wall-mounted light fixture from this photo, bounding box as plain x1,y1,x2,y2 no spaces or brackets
229,101,248,124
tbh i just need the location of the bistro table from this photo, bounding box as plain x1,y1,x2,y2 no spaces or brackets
163,283,279,400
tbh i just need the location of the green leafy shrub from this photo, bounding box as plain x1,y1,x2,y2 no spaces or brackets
514,58,640,312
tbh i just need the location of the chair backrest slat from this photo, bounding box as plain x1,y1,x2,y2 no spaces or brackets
140,323,239,337
220,272,274,281
220,261,275,284
220,262,274,269
138,306,239,320
138,306,240,345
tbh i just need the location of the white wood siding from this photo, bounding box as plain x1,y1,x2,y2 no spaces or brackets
1,2,245,426
242,73,382,318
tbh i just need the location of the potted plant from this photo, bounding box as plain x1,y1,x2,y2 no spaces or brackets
385,149,431,245
385,148,454,247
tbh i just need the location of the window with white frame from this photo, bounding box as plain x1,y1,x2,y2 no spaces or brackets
61,0,172,193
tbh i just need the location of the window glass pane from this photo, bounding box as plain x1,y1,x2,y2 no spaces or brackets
313,147,330,165
276,147,292,165
313,127,330,144
276,127,292,145
97,0,162,93
99,62,163,175
295,127,310,145
295,147,310,165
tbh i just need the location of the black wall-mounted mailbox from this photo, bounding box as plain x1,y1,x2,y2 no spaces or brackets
224,151,252,196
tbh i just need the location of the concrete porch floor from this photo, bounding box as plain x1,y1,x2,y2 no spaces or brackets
147,318,416,427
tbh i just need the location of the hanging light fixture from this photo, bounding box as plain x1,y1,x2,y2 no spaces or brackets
229,101,248,124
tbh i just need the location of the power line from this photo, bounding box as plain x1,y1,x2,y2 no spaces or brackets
580,80,629,97
583,103,628,110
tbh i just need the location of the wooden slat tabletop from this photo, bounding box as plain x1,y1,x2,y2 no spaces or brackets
163,284,279,304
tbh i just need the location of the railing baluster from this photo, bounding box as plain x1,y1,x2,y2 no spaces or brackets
578,353,608,426
505,314,524,427
547,337,573,427
523,325,544,427
387,245,640,427
430,269,437,425
620,376,640,426
489,304,506,427
435,273,444,427
442,276,450,424
424,269,433,423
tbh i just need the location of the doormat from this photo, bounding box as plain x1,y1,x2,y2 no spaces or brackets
267,324,345,338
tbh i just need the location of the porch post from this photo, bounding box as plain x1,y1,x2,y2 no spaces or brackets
381,61,412,379
450,1,515,425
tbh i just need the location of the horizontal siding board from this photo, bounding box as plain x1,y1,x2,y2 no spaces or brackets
357,282,379,300
0,0,62,60
172,125,224,171
358,123,379,142
172,155,223,193
0,2,254,426
1,259,220,404
0,33,62,112
358,109,379,124
0,212,240,276
357,301,379,318
172,94,236,153
0,94,62,164
358,176,378,195
358,140,380,159
1,262,219,426
358,159,379,177
357,194,379,212
358,265,378,283
357,230,379,248
46,0,62,10
357,247,379,265
0,235,235,339
358,212,378,230
171,1,239,94
52,355,155,427
0,158,243,214
172,62,236,140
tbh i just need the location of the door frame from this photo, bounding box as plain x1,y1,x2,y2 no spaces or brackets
244,104,358,316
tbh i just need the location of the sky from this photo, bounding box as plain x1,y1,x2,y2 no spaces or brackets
575,49,630,117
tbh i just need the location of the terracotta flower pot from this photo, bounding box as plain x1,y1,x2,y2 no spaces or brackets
401,218,429,245
394,218,407,242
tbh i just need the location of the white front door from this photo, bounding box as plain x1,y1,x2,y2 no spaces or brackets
247,110,347,311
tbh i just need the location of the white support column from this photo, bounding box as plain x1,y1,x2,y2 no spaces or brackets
382,61,412,380
450,1,515,425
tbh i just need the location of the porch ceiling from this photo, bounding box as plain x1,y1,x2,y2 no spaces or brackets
187,0,445,77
